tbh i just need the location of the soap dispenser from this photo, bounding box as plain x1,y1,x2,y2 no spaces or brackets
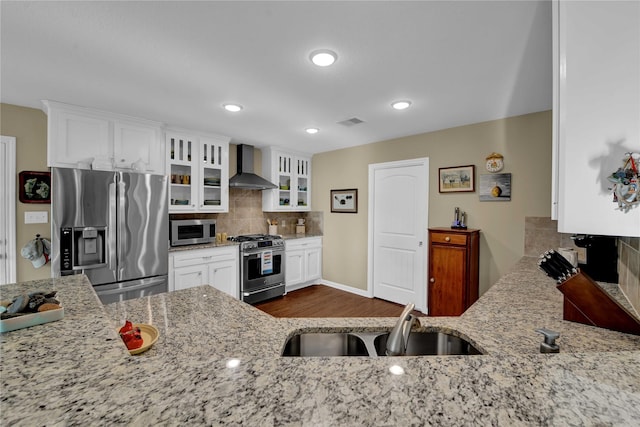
535,328,560,353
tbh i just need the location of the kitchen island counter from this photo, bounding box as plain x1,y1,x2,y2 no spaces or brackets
2,257,639,425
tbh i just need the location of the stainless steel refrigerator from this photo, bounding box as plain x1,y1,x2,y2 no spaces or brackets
51,168,169,304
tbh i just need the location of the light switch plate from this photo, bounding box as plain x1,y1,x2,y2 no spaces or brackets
24,211,48,224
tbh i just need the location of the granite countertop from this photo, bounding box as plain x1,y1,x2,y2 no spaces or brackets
168,241,239,252
2,257,640,425
281,233,323,240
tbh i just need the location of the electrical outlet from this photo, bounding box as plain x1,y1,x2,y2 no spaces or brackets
25,211,48,224
281,220,286,227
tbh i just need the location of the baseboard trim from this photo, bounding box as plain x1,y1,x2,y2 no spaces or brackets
285,282,312,293
319,279,371,298
285,279,372,299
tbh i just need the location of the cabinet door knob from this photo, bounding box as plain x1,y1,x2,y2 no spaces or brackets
429,278,435,283
445,236,451,242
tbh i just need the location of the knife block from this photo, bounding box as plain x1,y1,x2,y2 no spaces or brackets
557,271,640,335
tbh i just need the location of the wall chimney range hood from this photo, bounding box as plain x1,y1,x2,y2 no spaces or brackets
229,144,277,190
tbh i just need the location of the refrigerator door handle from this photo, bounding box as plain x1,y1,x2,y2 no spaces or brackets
108,180,118,272
117,176,127,280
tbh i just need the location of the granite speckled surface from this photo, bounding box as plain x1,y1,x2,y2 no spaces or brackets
168,240,239,252
2,257,640,426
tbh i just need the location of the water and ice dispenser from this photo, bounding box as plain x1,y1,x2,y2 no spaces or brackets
60,226,107,273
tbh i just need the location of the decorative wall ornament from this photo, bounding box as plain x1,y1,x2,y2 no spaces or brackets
608,152,639,212
485,153,504,173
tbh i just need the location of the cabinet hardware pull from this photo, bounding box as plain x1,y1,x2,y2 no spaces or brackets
430,278,435,283
445,236,451,242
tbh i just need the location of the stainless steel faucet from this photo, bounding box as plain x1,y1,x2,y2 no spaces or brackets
386,303,418,356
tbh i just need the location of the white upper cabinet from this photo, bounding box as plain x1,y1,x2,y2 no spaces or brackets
113,120,164,172
552,0,640,237
43,101,165,173
166,130,230,213
262,147,312,212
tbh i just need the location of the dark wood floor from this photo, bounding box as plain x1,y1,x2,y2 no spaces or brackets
254,285,425,318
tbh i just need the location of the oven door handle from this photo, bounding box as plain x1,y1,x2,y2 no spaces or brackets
242,282,284,297
243,249,284,257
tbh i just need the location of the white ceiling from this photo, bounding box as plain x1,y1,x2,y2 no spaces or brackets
1,1,552,155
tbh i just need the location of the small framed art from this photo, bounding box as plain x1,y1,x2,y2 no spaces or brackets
479,173,512,201
438,165,475,193
331,189,358,213
19,171,51,204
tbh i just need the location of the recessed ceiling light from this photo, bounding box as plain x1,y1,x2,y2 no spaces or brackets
310,49,337,67
391,100,412,110
223,103,243,112
305,128,319,134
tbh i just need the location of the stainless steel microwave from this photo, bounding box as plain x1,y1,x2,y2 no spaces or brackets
170,219,216,246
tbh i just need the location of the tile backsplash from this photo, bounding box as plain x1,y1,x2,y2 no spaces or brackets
524,217,640,314
170,188,323,237
524,217,585,261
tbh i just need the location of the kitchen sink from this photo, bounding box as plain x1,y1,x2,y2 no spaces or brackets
373,331,482,356
282,330,482,357
282,333,369,357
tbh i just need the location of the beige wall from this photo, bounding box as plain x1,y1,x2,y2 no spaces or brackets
1,103,50,282
312,110,553,296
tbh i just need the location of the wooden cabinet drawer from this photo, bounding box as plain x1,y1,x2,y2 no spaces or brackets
430,232,467,246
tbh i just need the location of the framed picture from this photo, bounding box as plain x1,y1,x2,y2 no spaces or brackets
438,165,475,193
479,173,512,201
331,189,358,213
19,171,51,204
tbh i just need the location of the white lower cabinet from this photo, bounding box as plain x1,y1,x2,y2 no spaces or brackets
169,246,238,298
285,237,322,288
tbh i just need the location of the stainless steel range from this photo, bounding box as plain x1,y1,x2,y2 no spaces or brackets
231,234,285,304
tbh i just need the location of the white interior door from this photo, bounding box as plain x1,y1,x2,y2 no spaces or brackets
368,158,428,312
0,136,17,285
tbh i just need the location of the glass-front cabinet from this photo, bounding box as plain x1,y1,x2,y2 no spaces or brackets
167,134,196,211
166,131,229,213
262,147,312,212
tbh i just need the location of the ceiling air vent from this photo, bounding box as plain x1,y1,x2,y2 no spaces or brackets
337,117,365,127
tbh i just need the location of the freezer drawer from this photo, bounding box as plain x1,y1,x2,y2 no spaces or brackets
94,275,168,305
